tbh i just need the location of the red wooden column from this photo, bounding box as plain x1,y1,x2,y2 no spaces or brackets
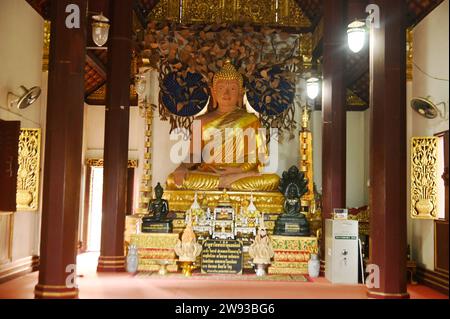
97,0,133,272
35,0,87,299
321,0,347,254
367,0,409,299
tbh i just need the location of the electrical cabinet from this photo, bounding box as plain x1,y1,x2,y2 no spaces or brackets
325,219,359,284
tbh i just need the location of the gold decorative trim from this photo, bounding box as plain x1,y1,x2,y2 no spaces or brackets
42,20,50,72
35,285,74,291
86,84,137,104
138,105,154,213
299,126,314,205
34,289,79,298
85,158,138,168
406,28,413,82
347,89,366,108
299,33,313,73
150,0,311,28
164,190,285,213
367,290,410,297
410,137,439,219
17,129,41,212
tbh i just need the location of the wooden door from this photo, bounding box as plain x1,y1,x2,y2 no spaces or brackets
435,131,449,274
0,121,20,212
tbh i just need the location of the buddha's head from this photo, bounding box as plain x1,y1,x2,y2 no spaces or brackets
154,182,164,199
211,60,244,112
286,184,300,199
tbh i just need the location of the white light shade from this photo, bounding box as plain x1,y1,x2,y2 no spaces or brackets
347,21,366,53
92,14,110,47
306,77,320,100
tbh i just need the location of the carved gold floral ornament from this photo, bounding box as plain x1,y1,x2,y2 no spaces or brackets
17,129,41,211
410,137,438,219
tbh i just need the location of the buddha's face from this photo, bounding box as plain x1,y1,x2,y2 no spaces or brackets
155,187,163,199
288,186,298,199
213,79,242,111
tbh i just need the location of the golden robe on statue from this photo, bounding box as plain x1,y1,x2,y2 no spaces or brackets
166,61,279,191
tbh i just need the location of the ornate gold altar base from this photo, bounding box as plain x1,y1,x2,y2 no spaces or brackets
163,190,285,234
130,233,179,272
268,236,318,275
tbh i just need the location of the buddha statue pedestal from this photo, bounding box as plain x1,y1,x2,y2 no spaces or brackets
141,217,173,233
164,190,285,233
274,215,310,237
130,233,179,273
268,236,318,275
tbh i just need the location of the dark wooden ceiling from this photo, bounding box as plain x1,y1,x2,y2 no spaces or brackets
26,0,444,108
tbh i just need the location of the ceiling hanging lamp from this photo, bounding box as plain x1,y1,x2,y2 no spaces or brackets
91,12,110,47
306,77,320,100
347,20,366,53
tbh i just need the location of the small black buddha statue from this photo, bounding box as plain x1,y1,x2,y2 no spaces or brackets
141,183,172,233
274,166,310,236
284,184,301,216
148,183,169,221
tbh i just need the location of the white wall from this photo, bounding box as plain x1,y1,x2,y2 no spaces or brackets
311,111,323,193
0,0,45,261
346,111,368,208
84,105,144,159
82,104,145,214
312,110,370,208
408,0,449,270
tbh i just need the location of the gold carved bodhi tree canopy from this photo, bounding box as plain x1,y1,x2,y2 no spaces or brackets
140,0,319,135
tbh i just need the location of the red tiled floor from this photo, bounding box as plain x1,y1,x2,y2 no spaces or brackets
0,253,447,299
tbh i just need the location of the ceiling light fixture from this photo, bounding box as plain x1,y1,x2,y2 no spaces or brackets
306,77,320,100
347,20,366,53
92,13,110,47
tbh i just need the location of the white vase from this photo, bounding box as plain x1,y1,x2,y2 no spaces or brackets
308,254,320,278
255,264,267,277
126,245,139,273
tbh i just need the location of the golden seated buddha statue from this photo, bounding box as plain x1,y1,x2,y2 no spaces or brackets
166,60,279,191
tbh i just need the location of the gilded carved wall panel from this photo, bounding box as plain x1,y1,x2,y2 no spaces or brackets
182,0,225,23
277,0,311,28
149,0,180,22
149,0,311,28
410,137,439,219
236,0,276,25
17,129,41,212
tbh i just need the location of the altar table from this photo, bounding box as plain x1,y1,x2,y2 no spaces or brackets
130,233,179,272
268,236,318,275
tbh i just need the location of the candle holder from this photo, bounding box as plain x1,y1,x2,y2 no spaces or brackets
177,261,196,277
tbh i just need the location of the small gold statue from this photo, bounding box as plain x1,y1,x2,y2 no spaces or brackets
249,214,274,265
174,211,202,262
